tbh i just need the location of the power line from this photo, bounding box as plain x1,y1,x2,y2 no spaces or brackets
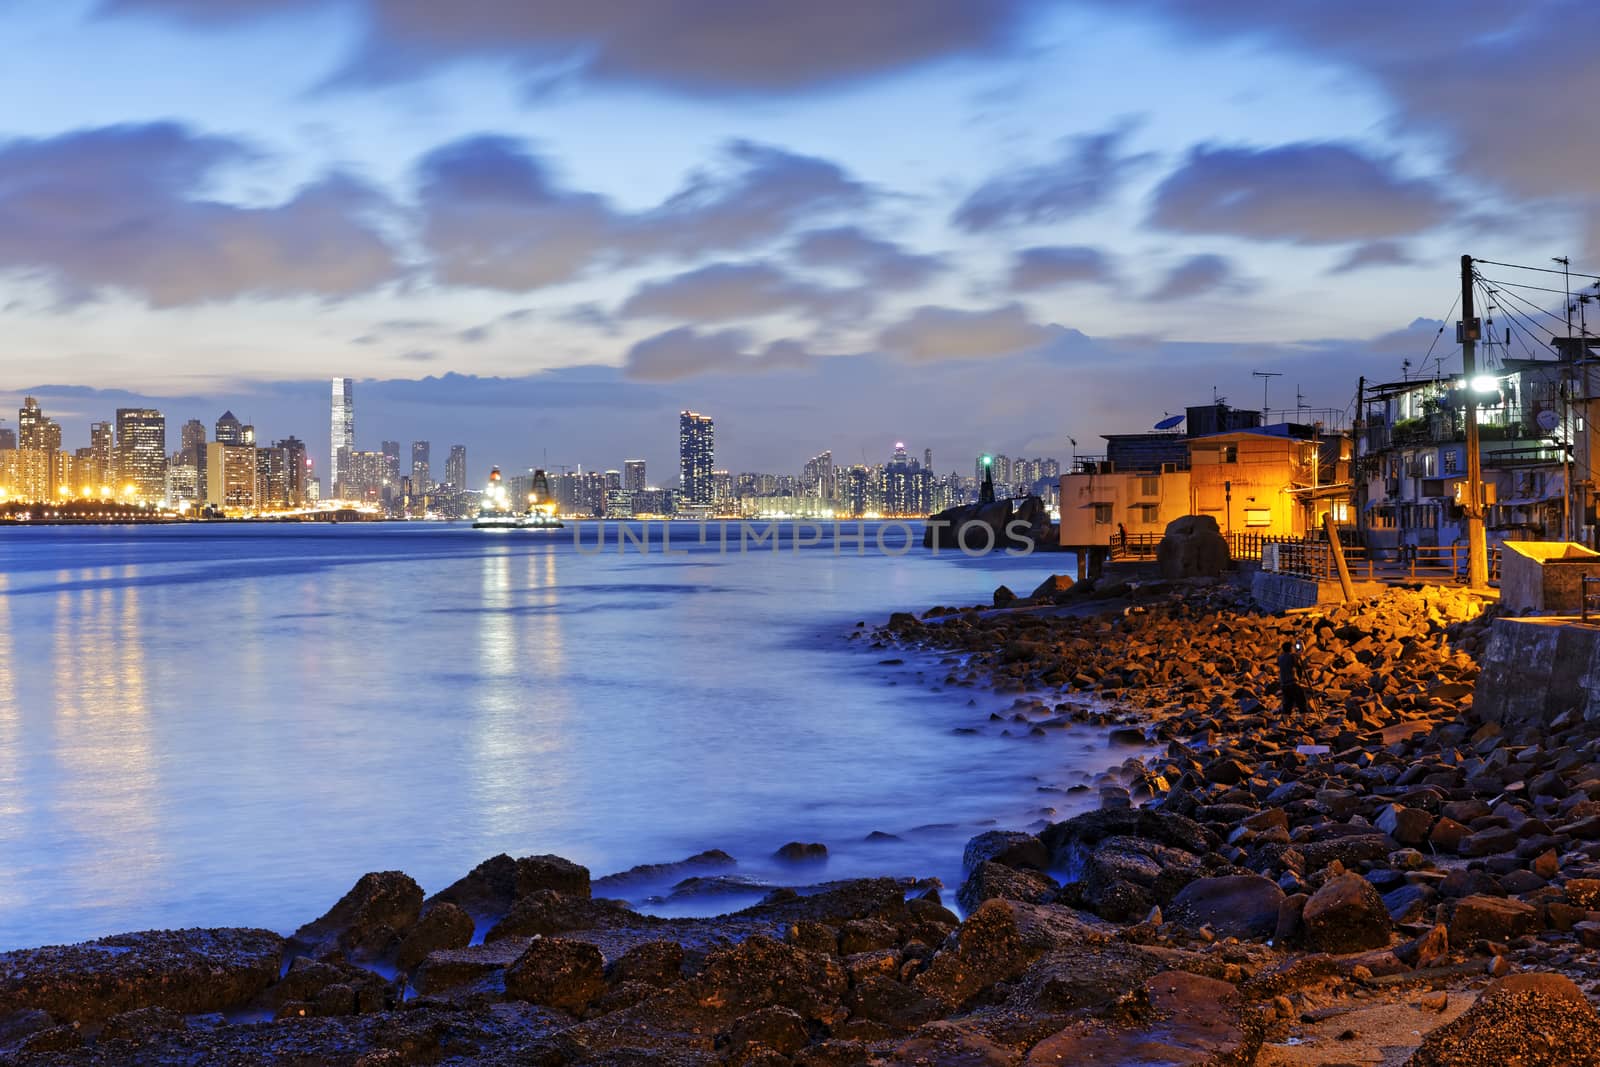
1473,276,1581,297
1476,274,1572,333
1471,257,1600,283
1478,279,1549,360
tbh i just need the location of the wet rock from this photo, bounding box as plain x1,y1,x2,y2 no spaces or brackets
1025,971,1262,1066
95,1005,188,1044
290,871,423,961
425,853,522,919
1076,836,1202,921
411,938,529,996
912,899,1112,1010
881,1021,1018,1067
1168,875,1285,941
504,938,606,1015
607,940,685,988
592,850,737,895
774,842,829,864
1443,894,1540,945
1039,807,1214,862
485,890,648,942
258,955,391,1015
514,855,591,900
846,975,945,1030
693,935,846,1024
956,861,1058,912
963,830,1049,873
395,902,474,972
0,928,282,1024
1302,873,1393,953
1408,973,1600,1066
720,1005,809,1058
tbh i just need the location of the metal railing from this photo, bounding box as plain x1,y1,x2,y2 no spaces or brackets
1107,529,1502,587
1583,575,1600,623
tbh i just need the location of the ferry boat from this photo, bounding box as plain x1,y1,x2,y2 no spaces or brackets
472,467,565,530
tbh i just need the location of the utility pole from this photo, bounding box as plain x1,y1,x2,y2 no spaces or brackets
1461,254,1488,589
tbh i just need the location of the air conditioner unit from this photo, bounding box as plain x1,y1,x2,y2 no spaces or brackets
1262,544,1280,572
1160,462,1177,474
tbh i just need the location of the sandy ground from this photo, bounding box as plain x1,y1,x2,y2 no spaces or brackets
1256,988,1478,1066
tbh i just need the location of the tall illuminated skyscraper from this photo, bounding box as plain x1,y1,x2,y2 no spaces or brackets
115,408,167,501
411,441,431,488
624,460,646,493
331,377,354,491
678,411,714,506
445,445,466,490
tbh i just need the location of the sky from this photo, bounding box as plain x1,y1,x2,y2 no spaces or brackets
1,0,1598,486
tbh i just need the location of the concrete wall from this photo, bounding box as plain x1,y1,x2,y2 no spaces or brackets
1475,617,1600,724
1499,541,1600,614
1250,572,1386,611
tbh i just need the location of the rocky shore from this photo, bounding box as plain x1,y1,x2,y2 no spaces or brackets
6,577,1600,1064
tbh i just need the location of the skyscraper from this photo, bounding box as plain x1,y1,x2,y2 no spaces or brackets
115,408,167,501
91,421,117,489
215,410,249,445
331,377,354,492
624,459,646,493
445,445,466,490
679,411,714,506
411,441,431,488
276,437,308,505
206,441,256,511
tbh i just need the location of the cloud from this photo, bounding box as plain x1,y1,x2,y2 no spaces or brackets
877,303,1058,361
952,123,1153,232
104,0,1041,96
1329,241,1417,274
1007,245,1115,291
416,135,871,292
399,349,440,361
618,262,870,323
0,121,403,306
623,326,815,381
1148,142,1453,245
1148,254,1245,301
789,226,945,290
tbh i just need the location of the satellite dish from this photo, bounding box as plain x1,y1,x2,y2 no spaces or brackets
1536,409,1560,433
1153,414,1185,431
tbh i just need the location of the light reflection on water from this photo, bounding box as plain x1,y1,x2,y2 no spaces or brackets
0,523,1112,950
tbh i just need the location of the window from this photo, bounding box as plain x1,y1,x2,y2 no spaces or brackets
1135,504,1159,524
1139,475,1160,497
1093,503,1113,524
1222,445,1238,463
1442,449,1459,474
1243,508,1272,528
1422,453,1437,477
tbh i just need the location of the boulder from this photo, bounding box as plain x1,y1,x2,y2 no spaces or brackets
607,941,685,988
1443,894,1540,945
963,830,1050,873
484,890,647,942
1302,873,1393,953
692,935,846,1024
503,938,606,1015
956,862,1058,912
1156,515,1229,580
0,928,283,1023
720,1005,809,1059
290,871,423,961
394,902,474,972
912,899,1113,1010
513,855,591,900
774,842,828,864
1169,875,1286,940
1375,805,1435,847
1408,973,1600,1066
1075,836,1202,921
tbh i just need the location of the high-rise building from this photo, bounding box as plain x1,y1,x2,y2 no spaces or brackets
115,408,166,501
256,445,289,509
445,445,466,490
411,441,431,489
679,411,714,506
331,377,354,491
343,449,387,502
89,421,116,490
215,410,251,446
275,437,308,505
0,427,14,451
624,459,646,493
18,397,46,451
205,441,256,511
924,448,933,472
165,460,201,508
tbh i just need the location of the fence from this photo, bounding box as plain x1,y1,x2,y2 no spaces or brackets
1582,575,1600,623
1107,529,1501,586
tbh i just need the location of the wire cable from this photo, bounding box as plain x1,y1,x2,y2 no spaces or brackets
1472,257,1600,283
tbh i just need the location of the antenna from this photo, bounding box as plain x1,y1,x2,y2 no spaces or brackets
1252,370,1282,421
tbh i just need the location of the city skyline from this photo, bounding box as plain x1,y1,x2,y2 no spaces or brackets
2,3,1596,478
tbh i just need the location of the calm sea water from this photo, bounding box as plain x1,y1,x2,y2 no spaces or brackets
0,522,1114,950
